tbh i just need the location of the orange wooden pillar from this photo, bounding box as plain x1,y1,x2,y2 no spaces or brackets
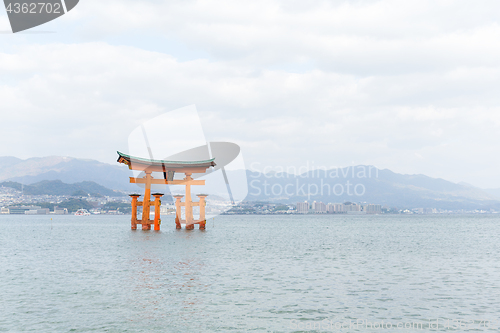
141,172,152,230
173,195,183,229
152,193,163,231
184,173,194,229
129,194,141,230
197,194,208,229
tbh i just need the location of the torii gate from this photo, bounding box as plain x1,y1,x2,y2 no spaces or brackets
117,151,215,230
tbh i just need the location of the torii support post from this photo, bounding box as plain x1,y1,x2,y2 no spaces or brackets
141,171,153,230
184,173,194,230
152,193,163,231
179,174,208,230
197,194,208,229
172,190,208,230
129,194,140,230
173,195,183,229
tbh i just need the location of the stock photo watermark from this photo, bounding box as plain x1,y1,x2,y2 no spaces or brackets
288,318,500,331
3,0,79,33
249,163,379,200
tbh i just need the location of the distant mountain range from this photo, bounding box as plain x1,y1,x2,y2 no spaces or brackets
238,169,500,210
0,180,124,197
0,156,133,191
0,156,499,210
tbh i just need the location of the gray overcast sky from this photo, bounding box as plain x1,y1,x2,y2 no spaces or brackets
1,0,500,188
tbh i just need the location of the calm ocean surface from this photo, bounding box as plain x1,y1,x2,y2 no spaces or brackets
1,214,500,332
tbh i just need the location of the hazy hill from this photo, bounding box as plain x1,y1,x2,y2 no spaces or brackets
0,156,499,209
0,180,124,197
484,188,500,200
0,156,133,191
237,167,500,210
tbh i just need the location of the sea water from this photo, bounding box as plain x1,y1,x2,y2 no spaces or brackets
1,214,500,332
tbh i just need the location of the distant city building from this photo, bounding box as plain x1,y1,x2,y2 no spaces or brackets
327,203,345,213
160,203,176,214
7,205,42,214
327,203,334,213
106,210,123,215
313,201,327,213
296,201,309,214
53,207,69,215
424,208,437,214
26,208,50,215
363,204,381,214
344,202,362,214
1,207,9,214
5,205,68,215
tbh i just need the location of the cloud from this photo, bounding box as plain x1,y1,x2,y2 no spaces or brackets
0,1,500,188
47,0,500,73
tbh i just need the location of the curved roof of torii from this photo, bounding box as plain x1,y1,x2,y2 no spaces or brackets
117,151,216,172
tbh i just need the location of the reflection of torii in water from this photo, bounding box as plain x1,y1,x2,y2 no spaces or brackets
117,151,215,230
